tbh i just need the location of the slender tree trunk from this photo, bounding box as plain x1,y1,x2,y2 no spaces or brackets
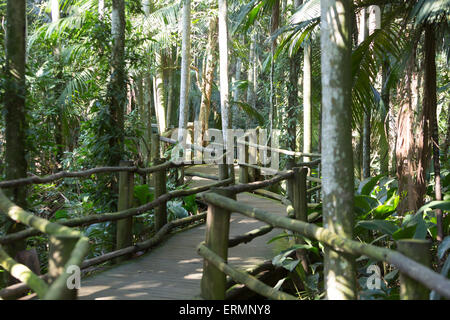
424,24,443,241
269,0,280,133
51,0,65,165
178,0,191,142
218,0,233,179
321,0,357,300
443,109,450,165
286,1,302,198
107,0,126,168
360,8,371,179
199,16,218,146
247,31,256,111
155,51,167,134
3,0,28,285
303,39,312,163
380,60,390,176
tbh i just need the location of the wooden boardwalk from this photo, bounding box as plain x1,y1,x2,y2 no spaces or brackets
78,165,287,300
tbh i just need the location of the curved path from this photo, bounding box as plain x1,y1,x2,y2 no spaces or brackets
78,165,287,300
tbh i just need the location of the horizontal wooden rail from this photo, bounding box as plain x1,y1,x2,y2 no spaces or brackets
201,192,450,299
234,140,321,158
0,213,207,300
0,189,81,238
228,225,273,248
0,189,89,299
197,243,297,300
161,135,321,160
185,171,219,180
0,161,193,189
0,178,232,245
220,171,294,194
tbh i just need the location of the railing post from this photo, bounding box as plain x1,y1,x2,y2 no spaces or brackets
239,137,249,184
116,160,134,263
201,188,233,299
292,167,309,271
397,239,432,300
151,133,160,161
219,147,229,181
154,157,167,231
48,235,79,299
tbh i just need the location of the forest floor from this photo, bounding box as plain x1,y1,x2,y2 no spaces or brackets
77,165,288,300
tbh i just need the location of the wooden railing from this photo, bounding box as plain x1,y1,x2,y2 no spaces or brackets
0,132,323,300
0,159,231,300
197,166,450,300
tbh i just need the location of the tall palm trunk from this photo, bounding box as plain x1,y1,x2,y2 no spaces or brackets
247,31,256,112
218,0,233,179
303,39,312,163
360,8,371,179
51,0,65,165
155,52,167,134
321,0,357,300
178,0,191,143
380,60,390,176
107,0,126,168
424,24,443,241
269,0,280,133
3,0,28,282
198,16,218,147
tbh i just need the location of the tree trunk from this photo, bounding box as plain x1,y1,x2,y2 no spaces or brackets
178,0,191,142
303,39,312,163
360,8,371,179
3,0,28,286
380,60,390,176
154,51,167,134
107,0,126,167
247,31,256,112
396,41,426,215
269,0,280,133
199,16,218,146
218,0,230,141
424,24,443,241
320,0,357,300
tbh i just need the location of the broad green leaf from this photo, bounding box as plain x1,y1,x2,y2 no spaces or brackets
416,200,450,216
392,225,417,240
356,220,399,236
438,236,450,259
358,175,384,196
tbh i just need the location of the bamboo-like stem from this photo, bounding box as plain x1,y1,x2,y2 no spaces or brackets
197,243,297,300
0,245,48,298
201,192,450,299
44,237,89,300
0,213,207,299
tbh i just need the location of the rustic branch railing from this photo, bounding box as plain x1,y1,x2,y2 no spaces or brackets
1,132,323,300
0,157,232,299
199,188,450,300
0,189,89,299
